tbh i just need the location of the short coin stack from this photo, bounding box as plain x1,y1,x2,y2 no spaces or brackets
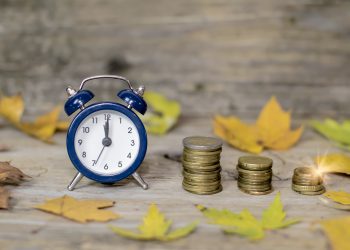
236,156,273,195
182,136,223,195
292,167,325,195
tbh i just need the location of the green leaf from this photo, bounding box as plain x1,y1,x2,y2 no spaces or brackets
141,91,181,135
163,221,198,241
109,204,197,241
195,204,240,226
197,192,300,241
223,210,265,240
261,192,300,230
310,119,350,148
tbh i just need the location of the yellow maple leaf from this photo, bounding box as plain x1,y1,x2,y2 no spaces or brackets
35,195,120,223
261,192,300,230
324,190,350,205
213,97,303,153
0,94,69,142
318,216,350,250
141,91,181,135
197,192,300,240
315,153,350,175
110,204,198,241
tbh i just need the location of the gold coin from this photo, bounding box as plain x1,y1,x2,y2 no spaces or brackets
183,165,221,173
184,148,222,156
183,158,220,165
182,186,222,194
183,172,220,179
292,183,324,192
238,173,272,181
294,187,326,196
238,183,272,191
236,166,272,175
183,136,223,151
183,185,222,195
292,177,322,186
238,156,273,171
183,179,221,187
183,175,221,182
238,187,273,195
183,155,220,164
294,167,319,177
238,176,271,185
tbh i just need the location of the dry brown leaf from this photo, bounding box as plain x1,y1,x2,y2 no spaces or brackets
0,145,10,152
0,94,69,142
35,195,120,223
0,161,30,185
0,187,10,209
214,97,303,153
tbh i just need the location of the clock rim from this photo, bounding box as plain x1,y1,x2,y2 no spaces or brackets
66,102,148,183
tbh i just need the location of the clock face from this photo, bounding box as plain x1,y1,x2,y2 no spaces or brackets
74,110,140,176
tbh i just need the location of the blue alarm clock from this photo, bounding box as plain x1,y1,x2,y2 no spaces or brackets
64,75,149,191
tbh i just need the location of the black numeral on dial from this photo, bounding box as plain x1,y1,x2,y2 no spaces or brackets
104,164,109,170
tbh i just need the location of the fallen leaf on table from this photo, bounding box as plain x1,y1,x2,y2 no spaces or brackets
318,216,350,250
110,203,198,241
310,119,350,150
324,190,350,205
0,144,10,152
141,91,181,135
0,187,10,209
0,161,30,185
314,153,350,175
197,192,300,241
214,97,303,153
56,120,70,131
35,195,120,223
261,192,300,230
0,94,69,142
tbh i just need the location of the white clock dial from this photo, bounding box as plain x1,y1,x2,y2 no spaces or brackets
74,110,140,176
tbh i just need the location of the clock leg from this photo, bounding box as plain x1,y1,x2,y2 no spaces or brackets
132,172,148,190
67,172,84,191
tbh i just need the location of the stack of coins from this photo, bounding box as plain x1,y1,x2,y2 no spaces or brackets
292,167,325,195
236,156,273,195
182,136,223,195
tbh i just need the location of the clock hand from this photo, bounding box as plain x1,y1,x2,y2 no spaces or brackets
102,119,112,147
95,145,106,165
104,118,109,138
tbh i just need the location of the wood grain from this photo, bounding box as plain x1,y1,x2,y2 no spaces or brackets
0,117,348,250
0,0,350,117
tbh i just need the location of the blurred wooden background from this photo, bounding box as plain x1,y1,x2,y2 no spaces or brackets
0,0,350,118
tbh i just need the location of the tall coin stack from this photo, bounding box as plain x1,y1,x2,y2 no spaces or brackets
236,156,273,195
292,167,325,195
182,136,223,195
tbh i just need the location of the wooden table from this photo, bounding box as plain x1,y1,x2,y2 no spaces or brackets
0,117,348,250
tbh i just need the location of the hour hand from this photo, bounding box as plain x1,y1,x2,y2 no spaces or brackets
102,119,112,147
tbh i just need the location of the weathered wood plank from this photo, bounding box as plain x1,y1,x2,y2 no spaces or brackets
0,0,350,117
0,116,348,250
